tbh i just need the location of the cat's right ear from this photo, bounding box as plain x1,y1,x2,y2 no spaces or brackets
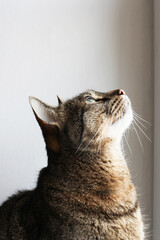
57,95,63,105
29,96,62,152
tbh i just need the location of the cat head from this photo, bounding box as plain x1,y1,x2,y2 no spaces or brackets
29,89,133,153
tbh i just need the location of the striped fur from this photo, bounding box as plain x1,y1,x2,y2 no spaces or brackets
0,89,144,239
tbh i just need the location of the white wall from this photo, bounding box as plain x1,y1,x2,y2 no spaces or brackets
0,1,153,238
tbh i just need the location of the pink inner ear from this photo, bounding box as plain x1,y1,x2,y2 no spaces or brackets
29,96,61,152
29,96,56,124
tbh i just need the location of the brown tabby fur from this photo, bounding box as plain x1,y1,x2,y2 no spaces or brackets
0,89,144,240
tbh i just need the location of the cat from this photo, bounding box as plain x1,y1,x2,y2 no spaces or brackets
0,89,144,240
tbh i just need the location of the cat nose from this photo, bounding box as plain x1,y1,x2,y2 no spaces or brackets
114,89,125,96
106,89,126,98
118,89,125,95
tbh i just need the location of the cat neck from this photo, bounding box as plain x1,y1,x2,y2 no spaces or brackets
41,137,135,213
75,137,124,161
46,137,130,192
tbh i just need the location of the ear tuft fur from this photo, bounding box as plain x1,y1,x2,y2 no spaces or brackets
57,95,63,105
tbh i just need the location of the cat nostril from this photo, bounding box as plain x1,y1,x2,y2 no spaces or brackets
118,89,125,95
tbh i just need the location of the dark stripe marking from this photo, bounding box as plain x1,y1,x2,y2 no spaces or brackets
79,107,85,145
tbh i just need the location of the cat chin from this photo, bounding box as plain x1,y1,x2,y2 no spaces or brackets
104,106,133,140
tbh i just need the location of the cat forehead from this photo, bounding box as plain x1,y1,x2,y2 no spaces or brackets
88,90,105,97
64,90,109,105
81,90,106,98
63,90,103,107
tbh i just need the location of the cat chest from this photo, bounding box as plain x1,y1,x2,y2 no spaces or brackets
47,210,142,240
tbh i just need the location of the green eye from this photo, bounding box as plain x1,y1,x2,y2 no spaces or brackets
85,96,96,103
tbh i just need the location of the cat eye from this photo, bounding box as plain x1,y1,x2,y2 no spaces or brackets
85,96,96,103
85,96,110,103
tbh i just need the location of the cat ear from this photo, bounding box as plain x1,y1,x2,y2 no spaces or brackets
57,95,63,105
29,96,58,124
29,96,61,152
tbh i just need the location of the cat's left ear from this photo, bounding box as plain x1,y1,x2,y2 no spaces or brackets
29,96,62,152
57,95,63,105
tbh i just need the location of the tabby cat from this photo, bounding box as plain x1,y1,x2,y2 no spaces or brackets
0,89,144,240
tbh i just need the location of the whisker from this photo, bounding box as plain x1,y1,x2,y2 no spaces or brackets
97,128,104,154
98,133,103,154
75,138,85,154
132,122,144,151
133,111,151,125
133,116,147,129
133,120,152,143
78,119,108,154
97,118,110,154
124,133,132,154
75,118,108,154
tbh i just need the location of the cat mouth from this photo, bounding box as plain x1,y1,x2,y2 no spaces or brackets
108,95,131,124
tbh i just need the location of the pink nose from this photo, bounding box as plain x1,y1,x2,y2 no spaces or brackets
118,89,125,95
